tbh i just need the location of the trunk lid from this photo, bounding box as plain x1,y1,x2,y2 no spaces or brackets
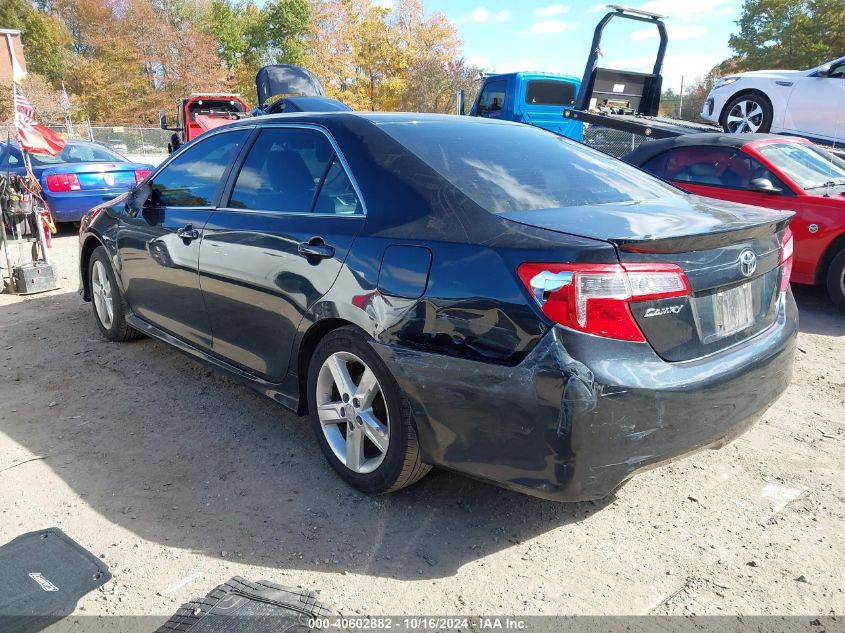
502,195,793,361
40,162,152,192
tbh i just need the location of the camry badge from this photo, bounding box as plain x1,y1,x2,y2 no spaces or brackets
739,249,757,278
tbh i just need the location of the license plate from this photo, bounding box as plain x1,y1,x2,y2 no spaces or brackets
713,283,754,339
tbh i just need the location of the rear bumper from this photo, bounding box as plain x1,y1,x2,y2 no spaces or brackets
375,291,797,501
45,191,126,222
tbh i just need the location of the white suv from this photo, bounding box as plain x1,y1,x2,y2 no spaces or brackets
701,56,845,143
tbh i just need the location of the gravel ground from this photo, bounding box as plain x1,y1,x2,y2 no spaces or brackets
0,231,843,622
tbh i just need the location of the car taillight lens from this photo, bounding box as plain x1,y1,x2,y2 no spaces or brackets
779,227,793,292
135,169,152,184
518,262,691,342
45,173,81,192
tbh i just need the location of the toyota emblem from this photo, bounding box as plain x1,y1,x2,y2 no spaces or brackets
739,249,757,277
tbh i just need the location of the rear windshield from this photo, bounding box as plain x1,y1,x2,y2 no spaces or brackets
525,80,576,106
377,119,679,213
29,144,125,166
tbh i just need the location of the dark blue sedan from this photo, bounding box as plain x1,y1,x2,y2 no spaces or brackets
0,140,154,223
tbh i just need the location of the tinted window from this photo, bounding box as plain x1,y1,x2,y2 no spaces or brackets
525,80,575,106
476,81,506,118
313,157,362,215
643,146,788,191
230,127,361,214
379,119,678,212
152,129,248,207
1,148,20,168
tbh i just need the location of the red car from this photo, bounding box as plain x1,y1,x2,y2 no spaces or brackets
624,134,845,309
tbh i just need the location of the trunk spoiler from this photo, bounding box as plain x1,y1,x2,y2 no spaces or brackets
613,214,794,254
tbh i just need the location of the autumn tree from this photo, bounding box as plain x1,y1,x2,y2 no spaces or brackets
726,0,845,71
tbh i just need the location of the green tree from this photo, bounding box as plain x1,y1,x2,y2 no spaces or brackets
0,0,72,83
727,0,845,70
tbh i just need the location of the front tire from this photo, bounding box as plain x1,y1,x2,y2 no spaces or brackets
721,93,773,134
826,249,845,311
89,247,143,342
307,326,430,494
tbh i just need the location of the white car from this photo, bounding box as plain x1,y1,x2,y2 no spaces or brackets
701,56,845,142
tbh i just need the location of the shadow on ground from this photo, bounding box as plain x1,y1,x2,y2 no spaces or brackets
792,284,844,337
0,290,611,581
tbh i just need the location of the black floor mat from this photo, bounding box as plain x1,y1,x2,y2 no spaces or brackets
157,576,332,633
0,528,110,633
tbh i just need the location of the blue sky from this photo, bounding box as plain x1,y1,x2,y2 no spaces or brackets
375,0,744,92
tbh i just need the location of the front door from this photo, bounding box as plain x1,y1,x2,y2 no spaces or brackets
784,61,845,141
119,128,250,349
199,125,365,381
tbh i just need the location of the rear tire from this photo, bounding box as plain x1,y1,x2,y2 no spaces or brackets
307,326,431,494
721,93,773,134
89,247,143,342
825,249,845,311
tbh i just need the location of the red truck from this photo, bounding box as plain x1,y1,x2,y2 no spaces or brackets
159,93,249,153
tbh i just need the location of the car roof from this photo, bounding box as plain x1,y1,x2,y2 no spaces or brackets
621,132,801,165
248,110,530,129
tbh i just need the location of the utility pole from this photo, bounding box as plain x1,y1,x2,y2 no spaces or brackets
679,75,685,119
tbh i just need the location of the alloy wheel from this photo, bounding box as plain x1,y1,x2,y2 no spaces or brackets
91,260,114,330
725,99,764,134
315,351,390,474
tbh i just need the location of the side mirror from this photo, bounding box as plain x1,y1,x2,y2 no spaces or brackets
749,178,782,194
456,89,466,116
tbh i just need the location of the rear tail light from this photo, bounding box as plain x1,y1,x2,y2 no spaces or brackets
134,169,152,184
518,262,691,342
779,228,793,292
45,173,81,192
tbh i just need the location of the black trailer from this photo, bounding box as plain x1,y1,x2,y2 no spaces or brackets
567,5,845,159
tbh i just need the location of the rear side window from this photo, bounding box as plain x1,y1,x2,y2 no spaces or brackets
643,146,789,191
152,129,248,207
476,81,506,118
229,127,361,215
525,80,575,106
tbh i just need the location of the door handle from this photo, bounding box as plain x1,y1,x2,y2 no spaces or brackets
298,239,335,260
176,224,200,242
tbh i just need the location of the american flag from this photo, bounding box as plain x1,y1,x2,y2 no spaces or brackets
13,83,35,119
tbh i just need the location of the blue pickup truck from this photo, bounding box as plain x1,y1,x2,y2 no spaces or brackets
468,72,583,141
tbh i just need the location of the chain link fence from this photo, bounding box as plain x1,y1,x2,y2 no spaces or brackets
47,122,170,165
582,125,655,159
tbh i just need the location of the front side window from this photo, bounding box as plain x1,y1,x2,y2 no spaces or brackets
643,146,787,191
152,129,248,207
476,81,506,118
229,127,361,215
525,80,576,106
0,147,20,168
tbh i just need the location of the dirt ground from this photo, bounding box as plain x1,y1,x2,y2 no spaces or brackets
0,230,843,622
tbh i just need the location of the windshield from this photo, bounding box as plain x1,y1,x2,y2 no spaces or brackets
756,142,845,190
29,143,126,166
377,119,680,213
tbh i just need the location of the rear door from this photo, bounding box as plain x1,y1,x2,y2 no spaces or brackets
119,127,251,349
199,124,365,382
518,78,582,140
